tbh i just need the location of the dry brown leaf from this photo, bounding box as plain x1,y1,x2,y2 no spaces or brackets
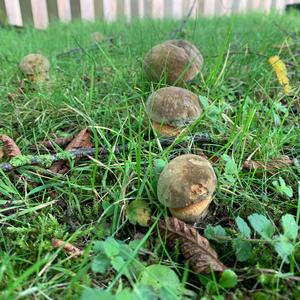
242,155,293,171
31,136,75,151
0,135,21,158
159,217,226,274
0,147,4,161
51,238,83,257
50,128,92,173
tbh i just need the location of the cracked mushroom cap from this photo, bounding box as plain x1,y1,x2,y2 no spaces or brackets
146,87,202,136
144,39,203,84
157,154,217,209
19,54,50,77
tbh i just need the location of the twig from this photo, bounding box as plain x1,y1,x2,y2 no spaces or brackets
170,0,197,39
0,133,215,172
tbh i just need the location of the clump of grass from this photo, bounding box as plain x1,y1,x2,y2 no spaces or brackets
0,12,299,299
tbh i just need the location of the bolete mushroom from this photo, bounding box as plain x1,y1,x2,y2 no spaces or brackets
90,32,106,43
144,39,203,85
146,86,202,137
19,53,50,81
157,154,217,223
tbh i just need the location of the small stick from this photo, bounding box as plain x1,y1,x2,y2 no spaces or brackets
170,0,197,39
0,133,215,172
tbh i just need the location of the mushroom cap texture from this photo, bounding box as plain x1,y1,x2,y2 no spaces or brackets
169,196,212,223
143,39,203,84
19,54,50,75
157,154,217,208
146,86,202,128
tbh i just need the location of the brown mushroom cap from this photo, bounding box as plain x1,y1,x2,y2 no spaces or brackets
157,154,217,209
90,32,106,43
146,86,202,129
19,54,50,76
144,39,203,84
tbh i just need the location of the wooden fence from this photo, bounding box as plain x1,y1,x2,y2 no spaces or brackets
1,0,299,29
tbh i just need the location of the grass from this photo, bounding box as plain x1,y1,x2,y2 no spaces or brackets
0,11,300,299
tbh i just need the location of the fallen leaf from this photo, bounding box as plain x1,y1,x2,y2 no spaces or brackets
51,238,83,257
127,199,151,227
159,217,226,274
32,136,75,151
242,155,293,171
0,135,21,158
0,147,4,161
50,128,92,174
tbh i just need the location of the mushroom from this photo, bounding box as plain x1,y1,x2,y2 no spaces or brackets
157,154,217,223
90,32,106,43
146,86,202,137
144,39,203,85
19,54,50,81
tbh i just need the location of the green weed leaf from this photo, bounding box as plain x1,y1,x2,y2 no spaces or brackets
103,237,120,257
205,225,228,242
274,235,295,260
281,214,298,240
154,159,168,178
236,216,251,238
232,238,252,262
91,254,110,274
139,265,180,292
81,288,114,300
248,214,275,240
127,199,151,227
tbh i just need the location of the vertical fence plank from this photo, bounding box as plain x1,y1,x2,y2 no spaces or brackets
80,0,95,21
250,0,262,11
30,0,48,29
152,0,164,19
172,0,182,19
237,0,247,12
57,0,71,22
4,0,23,26
138,0,145,18
261,0,272,12
185,0,197,18
124,0,131,20
204,0,215,16
218,0,234,15
103,0,117,21
274,0,285,11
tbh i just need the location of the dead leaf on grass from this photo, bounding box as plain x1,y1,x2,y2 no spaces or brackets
242,155,293,171
51,238,83,257
0,135,21,158
50,128,92,174
159,217,226,274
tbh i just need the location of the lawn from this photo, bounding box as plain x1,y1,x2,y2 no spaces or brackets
0,11,300,300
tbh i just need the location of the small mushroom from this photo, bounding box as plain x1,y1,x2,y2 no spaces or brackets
144,39,203,85
157,154,217,223
19,53,50,81
146,86,202,137
90,32,106,43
